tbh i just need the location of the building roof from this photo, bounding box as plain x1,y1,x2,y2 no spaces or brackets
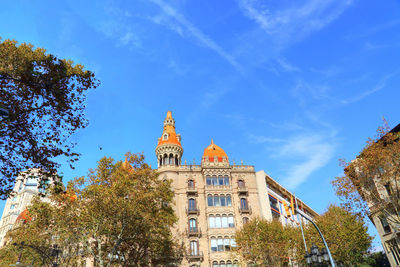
203,139,228,162
157,111,182,148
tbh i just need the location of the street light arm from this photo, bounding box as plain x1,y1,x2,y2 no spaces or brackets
296,208,336,267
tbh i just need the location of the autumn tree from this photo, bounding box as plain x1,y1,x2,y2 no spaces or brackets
0,153,183,266
235,218,304,266
332,122,400,225
306,205,372,266
0,38,99,198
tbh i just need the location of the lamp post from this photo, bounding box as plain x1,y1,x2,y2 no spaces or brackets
51,244,61,267
305,243,330,266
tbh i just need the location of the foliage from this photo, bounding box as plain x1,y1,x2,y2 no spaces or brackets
0,153,182,267
306,205,372,266
0,38,99,198
235,218,304,266
360,251,390,267
332,121,400,224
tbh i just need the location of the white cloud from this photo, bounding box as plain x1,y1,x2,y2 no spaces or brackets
275,57,300,72
341,71,399,104
149,0,242,72
280,134,335,189
254,133,335,189
238,0,353,46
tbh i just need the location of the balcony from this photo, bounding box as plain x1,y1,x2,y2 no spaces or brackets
186,227,202,237
187,251,204,261
238,186,248,194
239,206,252,215
186,206,200,215
186,186,197,195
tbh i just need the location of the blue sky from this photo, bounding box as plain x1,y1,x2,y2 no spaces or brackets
1,0,400,251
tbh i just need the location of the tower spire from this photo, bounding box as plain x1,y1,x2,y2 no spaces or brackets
156,111,183,168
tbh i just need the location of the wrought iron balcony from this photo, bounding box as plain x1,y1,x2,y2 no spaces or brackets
239,206,252,215
186,206,200,215
187,251,204,261
186,186,197,195
238,186,248,194
186,227,202,237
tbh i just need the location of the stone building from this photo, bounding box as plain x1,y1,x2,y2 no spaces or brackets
155,111,317,267
346,123,400,266
0,169,52,247
156,111,262,267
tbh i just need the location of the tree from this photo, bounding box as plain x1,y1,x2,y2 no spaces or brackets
0,153,183,266
235,218,304,266
332,121,400,224
306,205,372,266
0,38,99,198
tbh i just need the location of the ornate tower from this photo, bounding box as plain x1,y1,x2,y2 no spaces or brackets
155,111,183,167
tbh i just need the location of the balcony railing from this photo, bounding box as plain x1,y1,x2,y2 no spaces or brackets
239,206,252,214
186,206,200,215
187,251,204,261
186,227,202,237
238,186,248,194
186,186,197,195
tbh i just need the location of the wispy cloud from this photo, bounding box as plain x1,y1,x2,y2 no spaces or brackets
238,0,353,46
275,57,300,72
149,0,242,72
341,71,399,104
254,133,335,189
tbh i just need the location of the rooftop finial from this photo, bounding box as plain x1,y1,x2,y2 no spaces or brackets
211,138,214,145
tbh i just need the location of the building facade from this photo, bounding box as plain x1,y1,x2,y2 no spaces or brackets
0,169,52,247
155,111,317,267
349,124,400,267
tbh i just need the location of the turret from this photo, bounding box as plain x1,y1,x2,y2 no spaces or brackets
155,111,183,167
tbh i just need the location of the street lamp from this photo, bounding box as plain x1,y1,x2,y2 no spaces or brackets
305,243,330,266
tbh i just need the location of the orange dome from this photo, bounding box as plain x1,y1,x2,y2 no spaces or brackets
203,139,228,162
157,111,182,147
16,209,31,223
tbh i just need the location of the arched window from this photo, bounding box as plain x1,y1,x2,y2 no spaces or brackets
189,218,197,231
175,155,179,166
214,195,220,206
224,237,231,251
242,217,249,224
163,134,168,140
159,156,162,166
233,261,239,267
211,238,217,252
218,175,224,186
212,175,218,186
169,154,174,165
227,261,232,267
217,237,224,251
238,180,245,188
190,240,198,255
220,261,226,267
188,198,196,211
212,261,218,267
215,215,222,228
188,180,194,189
208,194,213,206
231,238,237,248
224,176,230,186
206,176,212,186
209,216,216,228
220,194,226,206
226,195,232,206
228,215,234,227
222,215,228,228
240,198,248,209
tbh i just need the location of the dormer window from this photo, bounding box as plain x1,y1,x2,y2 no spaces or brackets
163,134,168,140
